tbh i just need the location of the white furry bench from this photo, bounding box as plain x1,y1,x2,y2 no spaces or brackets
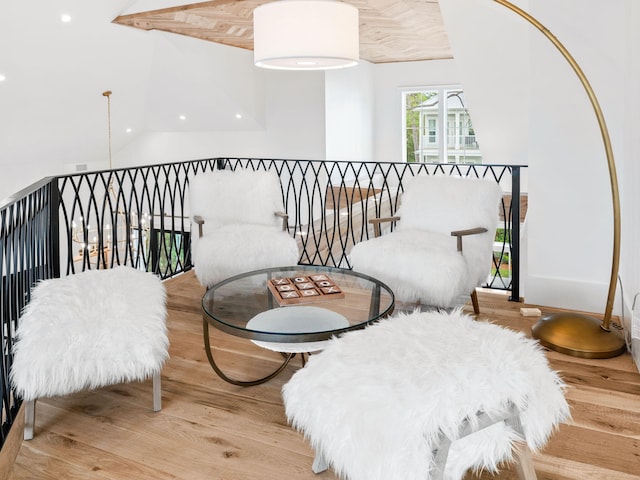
282,310,570,480
11,266,169,440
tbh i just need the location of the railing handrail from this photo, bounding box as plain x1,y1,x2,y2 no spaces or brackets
51,158,528,176
2,159,528,208
0,176,56,210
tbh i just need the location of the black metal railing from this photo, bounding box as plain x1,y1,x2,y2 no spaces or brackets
58,161,203,277
0,178,59,448
56,158,525,290
0,157,527,449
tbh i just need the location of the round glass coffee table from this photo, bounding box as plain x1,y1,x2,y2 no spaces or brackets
202,265,394,386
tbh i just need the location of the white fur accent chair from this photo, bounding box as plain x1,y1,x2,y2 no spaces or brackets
189,169,299,287
350,175,503,313
11,266,169,440
282,310,570,480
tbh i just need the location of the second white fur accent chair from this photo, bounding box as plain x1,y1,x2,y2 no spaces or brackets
11,266,169,440
350,175,503,313
189,169,299,287
282,309,570,480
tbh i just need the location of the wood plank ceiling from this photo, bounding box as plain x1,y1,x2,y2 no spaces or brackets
113,0,452,64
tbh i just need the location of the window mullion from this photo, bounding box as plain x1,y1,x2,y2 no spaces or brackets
438,88,446,163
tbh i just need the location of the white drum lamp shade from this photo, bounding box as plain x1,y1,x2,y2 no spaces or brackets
253,0,359,70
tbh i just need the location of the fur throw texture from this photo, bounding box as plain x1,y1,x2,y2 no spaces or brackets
193,223,299,286
11,267,169,401
189,169,285,252
189,169,285,230
350,175,502,307
351,229,470,306
282,310,570,480
189,168,299,286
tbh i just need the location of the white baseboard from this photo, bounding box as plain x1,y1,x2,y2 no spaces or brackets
629,295,640,373
524,274,616,316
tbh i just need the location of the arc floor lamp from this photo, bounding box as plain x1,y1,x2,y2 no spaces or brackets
493,0,625,358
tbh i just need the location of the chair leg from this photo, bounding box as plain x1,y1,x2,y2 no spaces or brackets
24,399,36,440
514,445,537,480
312,451,328,474
470,289,480,314
152,371,162,412
430,432,452,480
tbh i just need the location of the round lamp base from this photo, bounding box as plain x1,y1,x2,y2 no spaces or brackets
532,312,626,359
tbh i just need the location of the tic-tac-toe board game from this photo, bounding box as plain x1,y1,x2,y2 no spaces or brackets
267,273,345,306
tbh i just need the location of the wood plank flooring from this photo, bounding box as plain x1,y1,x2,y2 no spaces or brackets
7,271,640,480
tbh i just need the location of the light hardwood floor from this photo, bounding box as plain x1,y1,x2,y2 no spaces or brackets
7,271,640,480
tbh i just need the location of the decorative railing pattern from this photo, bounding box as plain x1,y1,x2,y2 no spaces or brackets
0,178,59,449
56,158,524,288
0,157,526,449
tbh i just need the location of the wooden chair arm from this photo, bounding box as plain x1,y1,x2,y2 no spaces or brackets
451,227,488,252
193,215,205,238
274,211,289,231
368,216,401,237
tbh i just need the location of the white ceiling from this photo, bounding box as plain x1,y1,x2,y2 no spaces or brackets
0,0,450,198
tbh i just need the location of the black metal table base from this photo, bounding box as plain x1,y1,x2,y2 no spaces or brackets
203,319,296,387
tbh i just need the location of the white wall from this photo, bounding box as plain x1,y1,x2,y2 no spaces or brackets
372,59,459,163
527,0,626,314
439,0,633,315
622,0,640,358
0,0,327,202
0,0,152,200
116,68,327,166
325,61,375,162
438,0,530,167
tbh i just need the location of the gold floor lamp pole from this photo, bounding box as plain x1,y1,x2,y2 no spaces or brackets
493,0,625,358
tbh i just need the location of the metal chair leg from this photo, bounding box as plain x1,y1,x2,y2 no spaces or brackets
152,371,162,412
24,399,36,440
312,451,329,474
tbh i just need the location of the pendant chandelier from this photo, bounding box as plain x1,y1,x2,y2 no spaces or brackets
71,91,150,267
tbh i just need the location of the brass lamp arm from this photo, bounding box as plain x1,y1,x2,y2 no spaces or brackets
493,0,620,331
493,0,625,358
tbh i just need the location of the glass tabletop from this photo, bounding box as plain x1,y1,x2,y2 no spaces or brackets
202,265,395,343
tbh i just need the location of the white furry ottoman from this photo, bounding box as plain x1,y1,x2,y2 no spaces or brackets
282,310,570,480
11,266,169,439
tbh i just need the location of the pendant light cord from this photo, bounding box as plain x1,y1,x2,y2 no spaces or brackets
102,90,112,169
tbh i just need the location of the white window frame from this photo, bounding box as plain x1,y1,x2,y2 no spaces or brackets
401,85,481,164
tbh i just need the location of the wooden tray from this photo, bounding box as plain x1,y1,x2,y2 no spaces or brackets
267,274,345,306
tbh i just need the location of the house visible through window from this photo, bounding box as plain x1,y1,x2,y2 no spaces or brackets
403,87,482,164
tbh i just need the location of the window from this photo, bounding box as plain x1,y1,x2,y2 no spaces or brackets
148,229,191,277
402,87,483,164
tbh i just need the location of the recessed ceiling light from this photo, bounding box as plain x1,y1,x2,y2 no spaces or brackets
179,115,186,121
0,74,6,82
125,128,132,133
61,14,72,23
235,113,242,119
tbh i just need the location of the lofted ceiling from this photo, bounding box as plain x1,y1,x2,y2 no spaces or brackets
113,0,452,64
